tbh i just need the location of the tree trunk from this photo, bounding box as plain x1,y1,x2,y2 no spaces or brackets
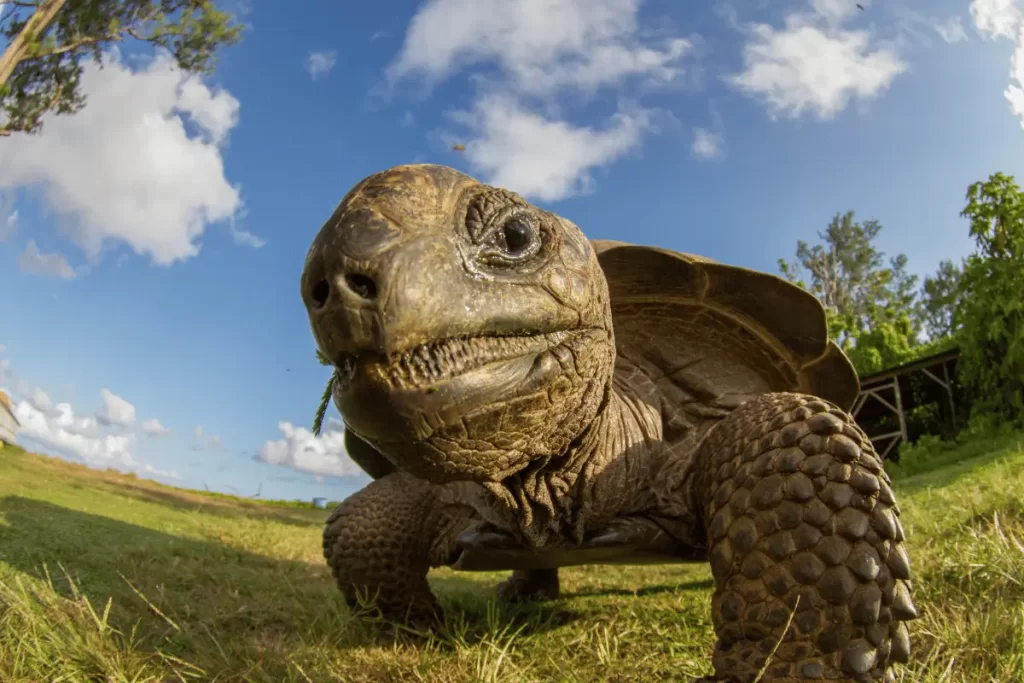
0,0,71,89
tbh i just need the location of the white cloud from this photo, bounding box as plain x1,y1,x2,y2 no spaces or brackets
18,241,77,279
257,421,364,478
726,3,907,120
971,0,1021,40
52,402,101,437
1007,25,1024,127
0,345,7,354
224,208,265,248
1,207,16,241
450,95,652,201
13,397,177,480
175,76,240,145
27,387,52,412
691,127,723,159
2,362,173,478
386,0,694,202
969,0,1024,129
306,50,338,80
388,0,691,95
97,388,136,427
228,221,266,248
191,424,226,452
935,16,969,43
142,418,171,437
0,51,250,268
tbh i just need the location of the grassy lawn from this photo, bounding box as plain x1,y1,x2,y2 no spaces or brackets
1,434,1022,683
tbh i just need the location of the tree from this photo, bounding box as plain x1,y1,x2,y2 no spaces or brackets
778,210,921,352
0,0,241,136
884,253,921,326
920,259,962,340
845,312,918,377
955,172,1024,425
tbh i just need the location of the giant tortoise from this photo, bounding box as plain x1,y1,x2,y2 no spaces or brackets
300,164,916,682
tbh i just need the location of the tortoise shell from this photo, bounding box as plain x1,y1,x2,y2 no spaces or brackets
591,240,858,415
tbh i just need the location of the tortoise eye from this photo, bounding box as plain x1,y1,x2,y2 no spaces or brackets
500,217,534,256
479,214,542,268
484,215,541,266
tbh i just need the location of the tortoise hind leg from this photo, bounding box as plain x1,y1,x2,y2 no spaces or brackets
693,393,916,682
497,568,560,604
322,471,476,628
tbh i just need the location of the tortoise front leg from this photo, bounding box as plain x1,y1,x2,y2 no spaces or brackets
693,393,916,682
322,472,476,627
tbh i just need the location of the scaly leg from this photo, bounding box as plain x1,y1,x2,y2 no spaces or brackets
322,471,476,627
693,393,916,682
497,568,560,603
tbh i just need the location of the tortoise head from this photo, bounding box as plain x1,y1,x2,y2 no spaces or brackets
301,164,615,483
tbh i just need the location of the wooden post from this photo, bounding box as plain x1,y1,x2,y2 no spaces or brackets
942,359,958,429
892,376,908,455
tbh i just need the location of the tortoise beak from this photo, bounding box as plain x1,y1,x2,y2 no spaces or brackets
304,235,450,360
301,165,475,360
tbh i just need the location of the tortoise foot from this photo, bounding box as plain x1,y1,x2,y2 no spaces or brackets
323,473,449,629
496,568,560,604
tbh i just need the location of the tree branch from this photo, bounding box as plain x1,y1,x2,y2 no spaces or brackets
29,32,121,58
0,0,70,86
27,5,163,59
8,4,164,62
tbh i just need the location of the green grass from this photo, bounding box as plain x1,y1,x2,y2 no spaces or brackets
0,435,1023,682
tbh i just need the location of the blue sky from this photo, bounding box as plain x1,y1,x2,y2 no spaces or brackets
1,0,1023,502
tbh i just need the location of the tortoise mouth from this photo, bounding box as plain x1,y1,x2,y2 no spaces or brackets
334,329,582,392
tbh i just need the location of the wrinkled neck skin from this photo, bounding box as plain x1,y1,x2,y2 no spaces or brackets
477,375,665,549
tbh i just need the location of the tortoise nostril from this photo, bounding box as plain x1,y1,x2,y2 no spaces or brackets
344,273,378,301
311,279,331,309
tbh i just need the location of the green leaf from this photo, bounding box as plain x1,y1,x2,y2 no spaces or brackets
312,371,335,437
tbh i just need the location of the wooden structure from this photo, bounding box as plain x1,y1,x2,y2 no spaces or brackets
851,349,961,460
0,390,19,447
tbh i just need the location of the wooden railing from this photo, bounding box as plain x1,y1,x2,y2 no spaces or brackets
851,349,961,460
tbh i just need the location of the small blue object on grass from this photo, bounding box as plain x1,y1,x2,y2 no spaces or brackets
312,497,328,509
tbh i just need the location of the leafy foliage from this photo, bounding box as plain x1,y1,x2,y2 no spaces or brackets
954,172,1024,425
846,319,959,378
779,211,907,349
778,210,928,375
0,0,241,136
845,313,918,377
921,259,963,340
